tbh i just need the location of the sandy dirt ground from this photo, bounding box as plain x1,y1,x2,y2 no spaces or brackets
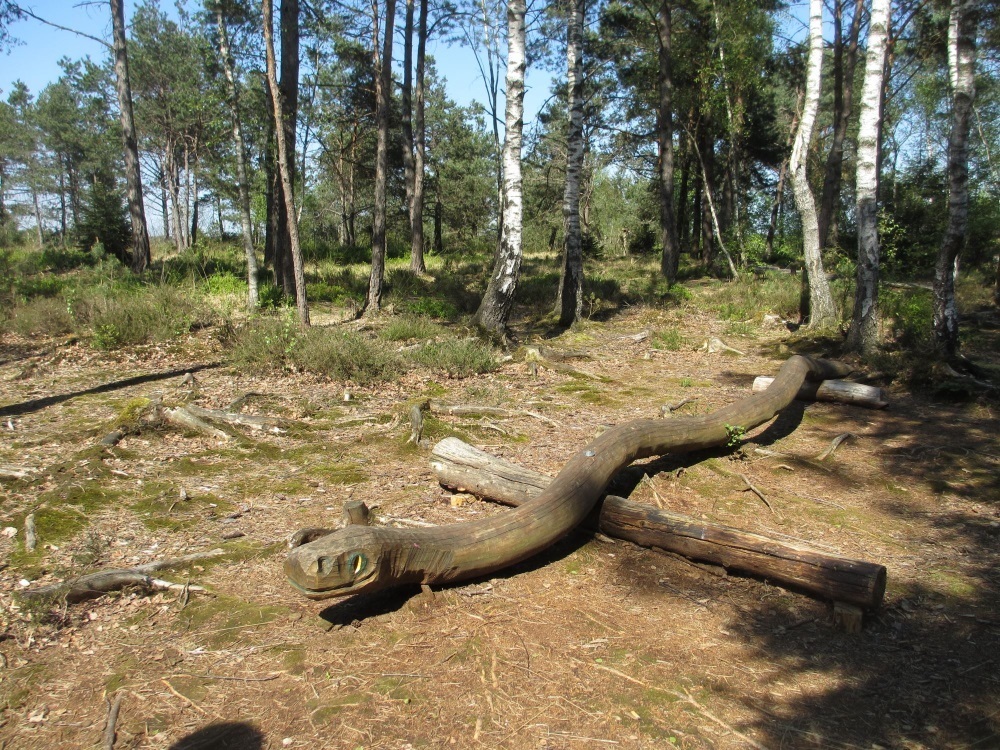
1,305,999,750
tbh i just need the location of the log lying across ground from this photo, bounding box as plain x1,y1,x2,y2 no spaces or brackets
285,356,856,600
430,438,887,610
752,376,889,409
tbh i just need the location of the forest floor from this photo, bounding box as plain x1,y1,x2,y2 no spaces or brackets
1,294,1000,750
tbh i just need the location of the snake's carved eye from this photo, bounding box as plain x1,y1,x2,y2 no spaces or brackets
317,556,336,576
348,552,367,576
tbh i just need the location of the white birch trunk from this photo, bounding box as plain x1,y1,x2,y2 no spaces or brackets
933,0,977,356
789,0,838,328
473,0,526,337
556,0,585,326
846,0,890,354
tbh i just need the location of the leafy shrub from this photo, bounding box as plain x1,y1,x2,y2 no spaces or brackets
408,338,498,378
652,327,684,351
227,313,301,369
7,297,75,336
292,329,402,384
228,317,402,384
382,315,445,342
257,283,286,310
203,272,248,297
399,296,460,320
881,287,934,347
76,286,208,349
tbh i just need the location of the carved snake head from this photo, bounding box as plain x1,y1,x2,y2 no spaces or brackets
284,525,391,599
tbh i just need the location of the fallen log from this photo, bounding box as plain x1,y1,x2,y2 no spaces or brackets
429,437,886,610
285,356,855,600
19,549,223,603
752,376,888,409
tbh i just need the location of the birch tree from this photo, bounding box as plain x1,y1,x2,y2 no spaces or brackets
788,0,837,327
555,0,586,325
474,0,525,337
846,0,890,355
932,0,978,357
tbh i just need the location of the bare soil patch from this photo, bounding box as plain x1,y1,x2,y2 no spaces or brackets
1,306,999,749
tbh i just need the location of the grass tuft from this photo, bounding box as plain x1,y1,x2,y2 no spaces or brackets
408,338,499,378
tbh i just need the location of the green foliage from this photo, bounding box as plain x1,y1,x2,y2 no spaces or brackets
724,424,747,447
74,173,131,265
652,327,685,351
227,314,301,369
292,329,402,384
706,277,800,321
407,339,499,378
382,315,445,342
202,272,247,297
81,286,208,350
6,297,75,336
880,286,934,348
227,315,403,384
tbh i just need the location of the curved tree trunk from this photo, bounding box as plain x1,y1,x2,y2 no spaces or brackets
474,0,526,337
556,0,586,326
933,0,978,357
285,355,853,599
110,0,151,274
789,0,838,328
846,0,890,355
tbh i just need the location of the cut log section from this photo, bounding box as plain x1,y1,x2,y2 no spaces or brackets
430,437,887,610
752,376,888,409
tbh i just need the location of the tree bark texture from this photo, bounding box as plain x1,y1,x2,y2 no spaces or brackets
365,0,398,314
933,0,977,357
818,0,864,251
216,8,259,310
401,0,416,234
556,0,586,326
789,0,838,328
846,0,890,355
263,0,310,326
656,0,680,283
110,0,151,274
474,0,526,336
430,438,887,609
410,0,428,273
285,356,854,599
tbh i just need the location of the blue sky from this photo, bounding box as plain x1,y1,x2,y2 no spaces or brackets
1,0,552,121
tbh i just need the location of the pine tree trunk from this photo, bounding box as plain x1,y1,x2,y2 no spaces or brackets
410,0,428,273
656,0,680,283
263,0,309,326
846,0,890,355
933,0,977,357
110,0,151,273
789,0,838,328
275,0,299,298
401,0,416,230
556,0,586,326
364,0,398,314
818,0,864,251
31,186,43,246
474,0,526,337
217,8,259,310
